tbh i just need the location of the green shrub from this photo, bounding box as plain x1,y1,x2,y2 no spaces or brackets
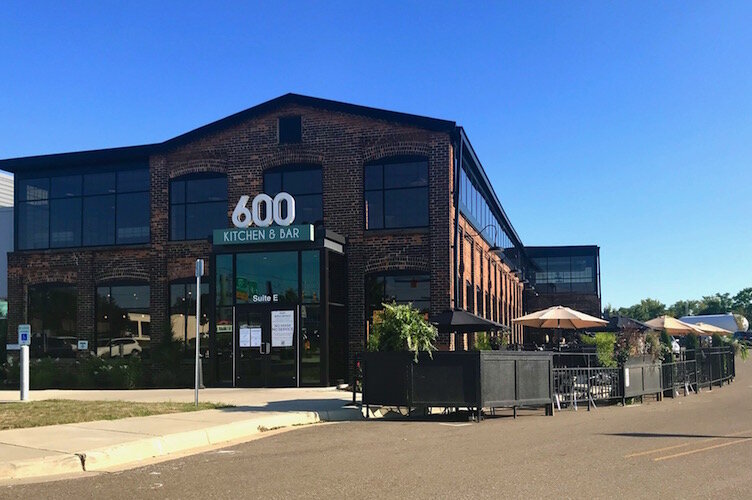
685,332,699,351
372,302,437,362
580,332,617,367
473,332,492,351
489,331,509,350
712,333,723,347
659,330,672,346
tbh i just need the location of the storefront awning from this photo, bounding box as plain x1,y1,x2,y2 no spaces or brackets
430,309,506,333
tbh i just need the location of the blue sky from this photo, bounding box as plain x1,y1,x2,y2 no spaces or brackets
1,2,750,308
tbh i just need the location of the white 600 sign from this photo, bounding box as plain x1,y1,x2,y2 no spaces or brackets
232,192,296,228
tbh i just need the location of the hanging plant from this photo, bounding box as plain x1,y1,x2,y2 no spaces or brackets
371,302,437,362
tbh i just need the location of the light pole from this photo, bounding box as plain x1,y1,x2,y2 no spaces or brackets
194,259,204,407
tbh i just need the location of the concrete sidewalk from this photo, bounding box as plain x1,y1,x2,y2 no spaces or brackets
0,388,360,482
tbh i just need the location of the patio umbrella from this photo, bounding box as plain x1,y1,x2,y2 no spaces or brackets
643,316,703,336
512,305,609,330
691,322,733,335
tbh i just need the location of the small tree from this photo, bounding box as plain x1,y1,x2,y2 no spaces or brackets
370,302,437,362
473,332,492,351
645,331,661,361
685,332,699,351
580,332,617,368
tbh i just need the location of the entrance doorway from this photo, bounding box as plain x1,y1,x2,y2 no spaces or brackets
235,304,297,387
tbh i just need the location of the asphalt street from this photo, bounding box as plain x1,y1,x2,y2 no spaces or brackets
3,360,752,499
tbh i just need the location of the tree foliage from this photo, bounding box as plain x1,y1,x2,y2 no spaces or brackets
605,286,751,331
580,332,617,368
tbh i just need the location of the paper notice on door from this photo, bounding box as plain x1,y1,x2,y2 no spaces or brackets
271,310,295,347
250,327,262,347
239,328,251,348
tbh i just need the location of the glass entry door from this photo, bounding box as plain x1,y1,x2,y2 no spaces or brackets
235,304,297,387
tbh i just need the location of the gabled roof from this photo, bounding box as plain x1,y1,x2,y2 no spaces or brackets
0,93,456,173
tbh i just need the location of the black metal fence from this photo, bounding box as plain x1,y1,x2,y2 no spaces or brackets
553,366,622,410
355,346,736,418
661,359,697,397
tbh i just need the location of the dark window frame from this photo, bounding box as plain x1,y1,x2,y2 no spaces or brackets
95,281,151,348
262,164,323,225
278,115,302,144
15,167,150,251
365,270,431,319
169,278,211,354
364,156,429,230
169,172,228,241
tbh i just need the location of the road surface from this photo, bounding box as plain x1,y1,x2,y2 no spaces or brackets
3,360,751,499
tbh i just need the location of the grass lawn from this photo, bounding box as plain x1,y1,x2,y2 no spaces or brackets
0,400,232,430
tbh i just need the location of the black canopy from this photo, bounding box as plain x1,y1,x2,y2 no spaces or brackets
430,309,507,333
600,315,650,332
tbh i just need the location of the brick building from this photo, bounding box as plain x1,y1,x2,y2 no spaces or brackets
1,94,585,387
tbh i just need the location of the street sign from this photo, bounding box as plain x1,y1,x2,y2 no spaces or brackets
77,340,89,351
18,324,31,346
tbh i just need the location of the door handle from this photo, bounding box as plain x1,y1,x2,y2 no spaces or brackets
259,342,271,355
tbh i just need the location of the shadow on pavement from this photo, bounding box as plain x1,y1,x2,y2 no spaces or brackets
213,399,354,413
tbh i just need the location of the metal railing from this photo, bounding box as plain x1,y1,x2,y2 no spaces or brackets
553,366,622,410
660,360,697,397
691,348,734,389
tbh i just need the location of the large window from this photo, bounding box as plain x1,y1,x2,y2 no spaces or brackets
366,273,430,320
170,281,210,354
236,252,299,304
170,174,227,240
28,284,77,358
263,165,322,224
96,284,150,357
16,168,150,250
365,158,429,230
532,255,597,294
458,162,520,264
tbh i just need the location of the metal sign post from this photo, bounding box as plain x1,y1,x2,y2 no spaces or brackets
194,259,204,407
18,324,31,401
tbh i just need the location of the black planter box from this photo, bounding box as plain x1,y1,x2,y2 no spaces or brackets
362,351,554,416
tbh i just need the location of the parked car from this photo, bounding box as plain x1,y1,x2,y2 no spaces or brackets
97,338,142,358
733,331,752,345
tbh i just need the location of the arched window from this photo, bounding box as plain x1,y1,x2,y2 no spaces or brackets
364,156,429,230
170,173,227,240
96,282,150,357
263,164,323,224
27,283,77,357
169,279,210,356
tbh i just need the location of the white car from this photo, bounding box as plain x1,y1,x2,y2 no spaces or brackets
97,338,142,358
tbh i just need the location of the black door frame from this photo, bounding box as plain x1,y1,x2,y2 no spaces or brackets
234,302,299,388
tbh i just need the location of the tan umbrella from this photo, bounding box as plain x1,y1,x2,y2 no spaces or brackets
691,322,733,335
512,305,609,330
644,315,704,336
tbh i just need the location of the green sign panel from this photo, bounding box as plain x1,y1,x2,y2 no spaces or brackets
213,224,314,245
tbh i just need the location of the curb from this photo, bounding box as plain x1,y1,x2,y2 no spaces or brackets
1,408,362,481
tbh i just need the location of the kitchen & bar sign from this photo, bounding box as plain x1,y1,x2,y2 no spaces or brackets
213,192,314,245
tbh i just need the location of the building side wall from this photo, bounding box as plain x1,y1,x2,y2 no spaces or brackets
453,213,524,345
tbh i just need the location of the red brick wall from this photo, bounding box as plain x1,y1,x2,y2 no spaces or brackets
7,104,454,364
452,215,524,346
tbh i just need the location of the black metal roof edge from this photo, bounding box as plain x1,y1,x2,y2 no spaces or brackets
457,127,525,250
163,93,456,149
525,245,600,257
0,93,457,172
0,143,159,172
525,245,600,250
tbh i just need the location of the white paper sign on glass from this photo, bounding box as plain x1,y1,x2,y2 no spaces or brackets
250,327,262,347
271,310,295,347
239,327,251,348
